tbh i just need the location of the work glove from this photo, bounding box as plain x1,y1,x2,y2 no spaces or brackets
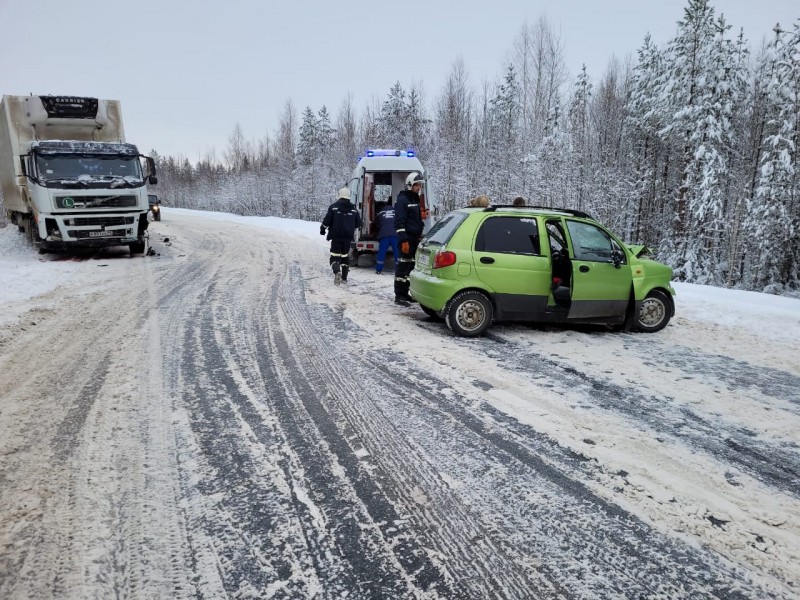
400,241,410,255
319,225,326,236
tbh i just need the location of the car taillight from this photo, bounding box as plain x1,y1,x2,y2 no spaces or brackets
433,250,457,269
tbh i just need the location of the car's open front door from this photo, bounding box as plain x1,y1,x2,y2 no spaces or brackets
564,220,631,319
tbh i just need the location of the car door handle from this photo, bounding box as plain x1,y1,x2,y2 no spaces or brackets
579,265,590,272
480,257,495,264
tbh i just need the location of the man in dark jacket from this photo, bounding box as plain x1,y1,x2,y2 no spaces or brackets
373,198,398,275
393,172,425,304
321,187,362,285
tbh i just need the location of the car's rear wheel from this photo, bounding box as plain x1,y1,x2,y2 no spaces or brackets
636,290,671,333
445,291,493,337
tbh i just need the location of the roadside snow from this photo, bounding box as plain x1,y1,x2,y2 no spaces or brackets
1,208,797,343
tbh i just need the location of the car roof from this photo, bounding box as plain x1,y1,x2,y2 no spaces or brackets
458,205,596,220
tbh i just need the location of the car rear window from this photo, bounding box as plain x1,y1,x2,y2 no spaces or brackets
475,216,541,255
424,212,468,245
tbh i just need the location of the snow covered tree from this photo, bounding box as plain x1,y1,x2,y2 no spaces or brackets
407,82,431,156
567,65,592,211
745,22,800,291
432,57,474,211
658,0,740,283
512,17,567,153
378,82,410,148
224,123,251,174
487,64,523,200
297,106,318,167
530,99,573,207
589,58,634,233
274,100,298,217
333,94,359,183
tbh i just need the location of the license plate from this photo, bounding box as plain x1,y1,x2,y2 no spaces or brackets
88,230,113,237
417,253,430,267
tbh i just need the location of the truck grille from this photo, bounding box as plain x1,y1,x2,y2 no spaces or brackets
55,195,138,209
65,216,135,227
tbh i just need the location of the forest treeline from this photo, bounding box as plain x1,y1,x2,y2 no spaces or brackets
5,0,797,292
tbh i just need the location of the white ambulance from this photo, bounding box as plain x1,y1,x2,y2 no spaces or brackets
346,149,436,265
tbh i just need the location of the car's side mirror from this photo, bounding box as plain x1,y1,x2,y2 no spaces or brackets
612,249,624,269
148,175,158,185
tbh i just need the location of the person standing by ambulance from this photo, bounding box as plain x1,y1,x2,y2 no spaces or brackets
393,172,425,305
374,197,398,275
321,187,362,285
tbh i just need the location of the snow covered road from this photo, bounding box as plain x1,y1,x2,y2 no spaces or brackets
0,210,798,599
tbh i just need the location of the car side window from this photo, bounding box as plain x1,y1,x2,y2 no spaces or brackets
565,220,624,263
475,217,540,255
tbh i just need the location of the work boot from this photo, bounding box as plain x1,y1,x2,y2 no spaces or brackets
394,296,410,306
332,261,341,285
341,265,349,283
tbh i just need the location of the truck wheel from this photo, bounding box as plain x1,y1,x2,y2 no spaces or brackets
21,217,34,244
129,241,146,254
154,212,161,221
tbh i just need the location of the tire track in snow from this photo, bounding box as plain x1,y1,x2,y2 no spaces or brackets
283,269,776,599
251,261,454,597
163,234,431,597
474,332,800,499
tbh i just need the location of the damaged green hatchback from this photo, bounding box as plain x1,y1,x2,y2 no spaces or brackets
409,205,675,337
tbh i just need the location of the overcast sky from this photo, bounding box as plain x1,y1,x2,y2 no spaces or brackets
2,0,797,161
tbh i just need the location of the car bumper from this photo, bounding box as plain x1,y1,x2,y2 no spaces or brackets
409,270,463,312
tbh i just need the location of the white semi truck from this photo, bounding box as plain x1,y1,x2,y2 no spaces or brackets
0,95,157,254
346,149,436,264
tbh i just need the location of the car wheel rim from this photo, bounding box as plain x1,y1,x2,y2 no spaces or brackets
456,300,486,332
639,297,665,328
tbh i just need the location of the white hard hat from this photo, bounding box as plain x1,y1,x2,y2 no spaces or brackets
338,187,351,200
405,172,424,188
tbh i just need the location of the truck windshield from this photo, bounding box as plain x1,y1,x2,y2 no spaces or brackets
35,155,143,183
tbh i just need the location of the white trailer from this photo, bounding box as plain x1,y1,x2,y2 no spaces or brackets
346,149,436,264
0,95,157,254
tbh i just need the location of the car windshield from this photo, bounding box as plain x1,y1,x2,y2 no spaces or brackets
424,212,468,245
35,154,143,182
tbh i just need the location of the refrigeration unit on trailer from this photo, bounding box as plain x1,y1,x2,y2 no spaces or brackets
346,149,436,264
0,95,158,254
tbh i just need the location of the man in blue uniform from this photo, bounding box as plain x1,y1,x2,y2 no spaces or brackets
373,198,398,275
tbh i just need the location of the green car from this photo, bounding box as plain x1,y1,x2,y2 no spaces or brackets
409,205,675,337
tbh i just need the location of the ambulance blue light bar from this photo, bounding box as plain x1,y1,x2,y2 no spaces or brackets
364,149,416,158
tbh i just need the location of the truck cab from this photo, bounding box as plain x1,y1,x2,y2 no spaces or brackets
347,149,436,264
0,95,157,254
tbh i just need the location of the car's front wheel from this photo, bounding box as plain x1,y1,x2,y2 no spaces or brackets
445,291,494,337
636,290,671,333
